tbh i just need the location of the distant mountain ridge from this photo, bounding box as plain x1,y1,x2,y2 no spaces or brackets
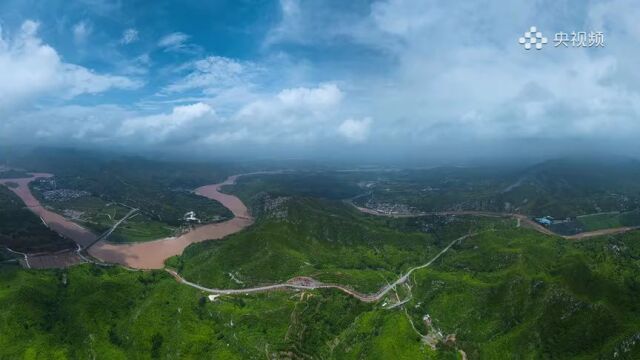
499,157,640,217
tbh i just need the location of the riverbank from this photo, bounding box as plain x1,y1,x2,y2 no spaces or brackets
0,173,253,269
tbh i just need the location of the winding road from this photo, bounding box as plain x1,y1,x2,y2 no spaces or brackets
0,171,478,302
2,170,639,292
167,231,475,302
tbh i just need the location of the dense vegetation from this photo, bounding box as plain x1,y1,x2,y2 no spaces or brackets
229,172,364,207
351,157,640,220
3,153,640,358
410,228,640,359
3,216,640,358
168,196,498,293
550,210,640,235
0,186,74,253
170,175,640,358
0,264,457,359
578,210,640,231
39,196,174,243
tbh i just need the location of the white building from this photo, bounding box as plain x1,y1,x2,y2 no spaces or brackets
184,211,199,222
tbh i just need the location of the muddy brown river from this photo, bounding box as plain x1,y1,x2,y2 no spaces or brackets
0,173,253,269
0,174,98,248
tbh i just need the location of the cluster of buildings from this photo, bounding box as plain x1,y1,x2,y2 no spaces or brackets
41,189,90,202
363,200,416,216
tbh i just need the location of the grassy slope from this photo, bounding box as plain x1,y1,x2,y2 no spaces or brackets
44,196,174,243
577,210,640,232
169,197,496,293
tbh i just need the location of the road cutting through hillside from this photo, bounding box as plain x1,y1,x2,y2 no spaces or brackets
167,232,477,302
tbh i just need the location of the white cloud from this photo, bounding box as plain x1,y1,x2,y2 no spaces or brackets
61,64,143,97
0,20,141,108
72,21,92,44
277,83,343,108
1,104,132,144
164,56,251,93
159,32,188,47
338,117,371,143
264,0,372,48
270,0,640,149
2,102,223,147
6,2,640,157
120,28,139,44
158,32,199,53
371,0,439,35
120,53,151,75
118,102,216,143
203,129,249,144
237,83,342,124
229,83,345,143
264,0,303,46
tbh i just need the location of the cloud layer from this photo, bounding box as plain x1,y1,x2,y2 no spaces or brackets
0,21,140,108
3,0,640,160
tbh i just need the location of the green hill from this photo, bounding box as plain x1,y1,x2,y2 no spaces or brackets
348,157,640,220
168,196,498,293
168,193,640,358
2,220,640,358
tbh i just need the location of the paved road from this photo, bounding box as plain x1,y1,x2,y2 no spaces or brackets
5,247,30,268
4,169,638,271
167,232,475,302
85,208,138,250
350,204,638,240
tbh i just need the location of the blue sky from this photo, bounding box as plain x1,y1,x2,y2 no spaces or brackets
2,0,640,160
